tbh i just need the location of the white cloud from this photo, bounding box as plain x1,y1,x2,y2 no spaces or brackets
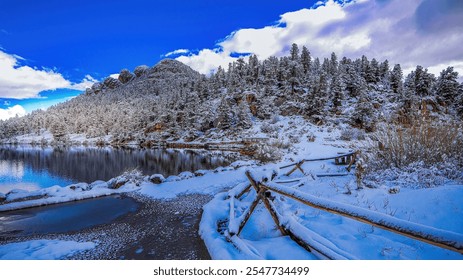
0,105,26,120
163,49,190,57
175,0,463,79
0,50,71,99
109,73,120,80
176,49,237,75
0,50,97,99
70,74,99,91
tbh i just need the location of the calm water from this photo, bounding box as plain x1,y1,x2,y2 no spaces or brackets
0,195,139,236
0,145,233,193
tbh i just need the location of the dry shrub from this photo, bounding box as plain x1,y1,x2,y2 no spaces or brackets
340,127,366,141
371,120,462,168
364,119,463,187
252,139,288,162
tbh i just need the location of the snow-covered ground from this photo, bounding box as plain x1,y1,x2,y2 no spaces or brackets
0,180,139,212
0,239,95,260
1,116,462,260
200,168,463,260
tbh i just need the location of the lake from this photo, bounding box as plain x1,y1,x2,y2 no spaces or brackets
0,195,139,236
0,145,233,193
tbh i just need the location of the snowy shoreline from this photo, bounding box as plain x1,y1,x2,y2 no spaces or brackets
1,118,462,260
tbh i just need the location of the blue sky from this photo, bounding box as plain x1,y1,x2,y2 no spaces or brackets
1,0,462,119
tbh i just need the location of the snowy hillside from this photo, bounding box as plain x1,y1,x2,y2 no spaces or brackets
1,45,462,147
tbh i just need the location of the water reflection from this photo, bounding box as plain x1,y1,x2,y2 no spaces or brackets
0,145,233,192
0,195,139,235
0,160,25,178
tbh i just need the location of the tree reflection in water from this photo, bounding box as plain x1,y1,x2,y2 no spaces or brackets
0,145,234,190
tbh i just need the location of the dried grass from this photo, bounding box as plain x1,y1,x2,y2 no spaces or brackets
371,120,462,169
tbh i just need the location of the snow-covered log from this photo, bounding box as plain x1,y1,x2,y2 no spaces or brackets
266,198,356,260
227,182,251,199
262,181,463,254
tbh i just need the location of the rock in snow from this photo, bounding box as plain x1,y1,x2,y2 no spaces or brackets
103,77,122,90
149,174,165,184
118,69,135,84
133,65,149,77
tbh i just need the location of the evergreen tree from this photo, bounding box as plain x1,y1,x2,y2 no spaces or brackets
329,52,338,77
227,63,240,94
360,55,370,80
213,66,226,89
379,59,390,82
331,74,344,112
351,92,375,132
262,56,279,94
457,82,463,116
288,64,301,94
312,57,321,75
344,63,367,97
247,55,260,86
216,98,233,130
365,58,379,83
435,66,459,104
236,101,252,129
390,64,403,94
308,71,329,117
300,46,311,75
290,43,299,61
322,58,330,76
403,71,419,113
414,65,435,97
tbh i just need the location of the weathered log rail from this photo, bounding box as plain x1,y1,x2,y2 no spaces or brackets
260,179,463,255
223,158,463,258
279,151,357,176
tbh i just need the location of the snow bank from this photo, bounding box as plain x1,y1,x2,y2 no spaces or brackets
199,134,463,260
200,188,317,260
138,167,248,200
0,240,96,260
0,176,140,212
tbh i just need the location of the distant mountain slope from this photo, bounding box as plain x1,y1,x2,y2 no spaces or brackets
1,46,462,145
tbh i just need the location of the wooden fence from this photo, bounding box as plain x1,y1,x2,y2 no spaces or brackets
224,153,463,259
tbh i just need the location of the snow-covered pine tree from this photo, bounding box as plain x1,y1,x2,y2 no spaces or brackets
365,58,379,84
331,73,344,113
414,65,435,97
247,54,260,88
351,89,375,132
457,82,463,117
379,59,390,83
212,66,226,93
329,52,338,77
262,56,279,96
343,62,367,97
216,97,233,130
236,101,252,130
290,43,299,61
435,66,459,105
227,63,240,94
390,64,403,95
300,46,311,75
307,70,329,120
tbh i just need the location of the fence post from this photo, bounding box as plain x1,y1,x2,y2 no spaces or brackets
285,160,306,176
